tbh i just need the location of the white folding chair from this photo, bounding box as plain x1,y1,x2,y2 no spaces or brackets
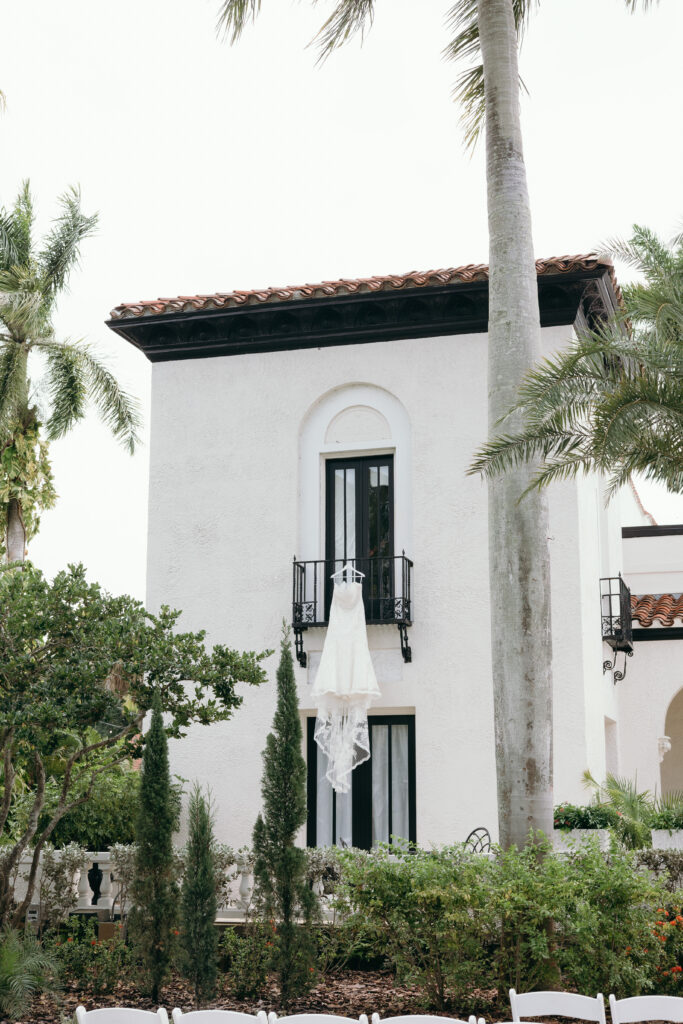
269,1015,369,1024
173,1013,268,1024
75,1009,169,1024
509,990,606,1024
609,995,683,1023
371,1015,482,1024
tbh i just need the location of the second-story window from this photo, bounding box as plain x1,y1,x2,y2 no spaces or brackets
325,455,394,620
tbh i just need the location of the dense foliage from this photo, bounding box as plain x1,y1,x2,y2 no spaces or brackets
252,626,317,1006
340,838,672,1007
180,785,218,1006
41,764,140,850
129,699,180,1002
0,561,268,928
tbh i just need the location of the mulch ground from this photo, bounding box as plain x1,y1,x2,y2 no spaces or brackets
12,970,503,1023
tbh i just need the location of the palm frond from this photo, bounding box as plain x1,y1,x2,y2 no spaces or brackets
470,223,683,496
9,181,34,268
216,0,262,42
40,342,88,438
38,185,98,301
36,340,141,452
310,0,376,61
623,0,660,10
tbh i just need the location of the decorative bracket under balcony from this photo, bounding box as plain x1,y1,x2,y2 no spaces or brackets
292,554,413,668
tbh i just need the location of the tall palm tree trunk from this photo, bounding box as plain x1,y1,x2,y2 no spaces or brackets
478,0,553,848
6,498,25,563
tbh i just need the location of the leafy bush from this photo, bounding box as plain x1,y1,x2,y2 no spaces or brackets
556,841,663,996
50,917,135,996
554,799,652,849
220,924,271,999
45,767,140,850
38,842,87,931
652,905,683,993
340,839,671,1005
342,844,488,1011
0,927,58,1020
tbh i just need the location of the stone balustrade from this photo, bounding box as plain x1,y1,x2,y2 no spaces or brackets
15,847,256,923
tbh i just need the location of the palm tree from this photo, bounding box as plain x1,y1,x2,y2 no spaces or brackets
469,225,683,497
0,181,141,563
215,0,658,849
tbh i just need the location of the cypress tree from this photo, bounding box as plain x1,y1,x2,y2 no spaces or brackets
180,784,218,1007
252,624,317,1007
129,695,179,1003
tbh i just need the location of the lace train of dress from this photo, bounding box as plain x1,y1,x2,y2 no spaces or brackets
311,581,380,793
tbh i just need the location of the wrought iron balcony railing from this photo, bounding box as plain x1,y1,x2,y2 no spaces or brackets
292,553,413,668
600,573,633,681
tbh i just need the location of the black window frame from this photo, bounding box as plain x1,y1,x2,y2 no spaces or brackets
324,454,395,621
306,714,416,850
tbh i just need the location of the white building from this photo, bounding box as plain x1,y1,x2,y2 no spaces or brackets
107,255,683,848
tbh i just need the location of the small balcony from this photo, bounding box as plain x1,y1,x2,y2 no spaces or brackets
292,553,413,668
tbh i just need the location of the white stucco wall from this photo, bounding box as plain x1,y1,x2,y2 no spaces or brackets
146,325,619,847
617,641,683,794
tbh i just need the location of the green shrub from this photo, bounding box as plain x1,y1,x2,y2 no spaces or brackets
0,927,58,1020
554,801,651,849
556,841,663,996
342,844,489,1011
554,803,619,829
50,917,135,996
484,836,569,994
220,924,271,999
651,904,683,993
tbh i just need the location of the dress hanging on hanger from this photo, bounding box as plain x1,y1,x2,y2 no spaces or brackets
311,566,380,793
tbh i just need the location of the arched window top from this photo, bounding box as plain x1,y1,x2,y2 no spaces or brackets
299,383,412,561
325,405,392,446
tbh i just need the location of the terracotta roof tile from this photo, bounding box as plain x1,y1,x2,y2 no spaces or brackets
631,593,683,627
109,254,619,321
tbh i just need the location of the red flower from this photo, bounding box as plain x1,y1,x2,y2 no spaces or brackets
91,940,97,946
673,966,683,973
67,937,73,943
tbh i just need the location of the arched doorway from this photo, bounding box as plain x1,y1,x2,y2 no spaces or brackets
661,689,683,795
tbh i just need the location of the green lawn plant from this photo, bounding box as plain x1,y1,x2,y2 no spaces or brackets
180,784,218,1007
252,624,317,1007
129,697,180,1003
0,561,268,929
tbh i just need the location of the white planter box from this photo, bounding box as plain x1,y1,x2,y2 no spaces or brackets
553,829,610,852
651,830,683,850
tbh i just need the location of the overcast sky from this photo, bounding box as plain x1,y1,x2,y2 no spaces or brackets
2,0,682,601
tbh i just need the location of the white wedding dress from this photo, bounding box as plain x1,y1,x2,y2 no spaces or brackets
312,581,381,793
